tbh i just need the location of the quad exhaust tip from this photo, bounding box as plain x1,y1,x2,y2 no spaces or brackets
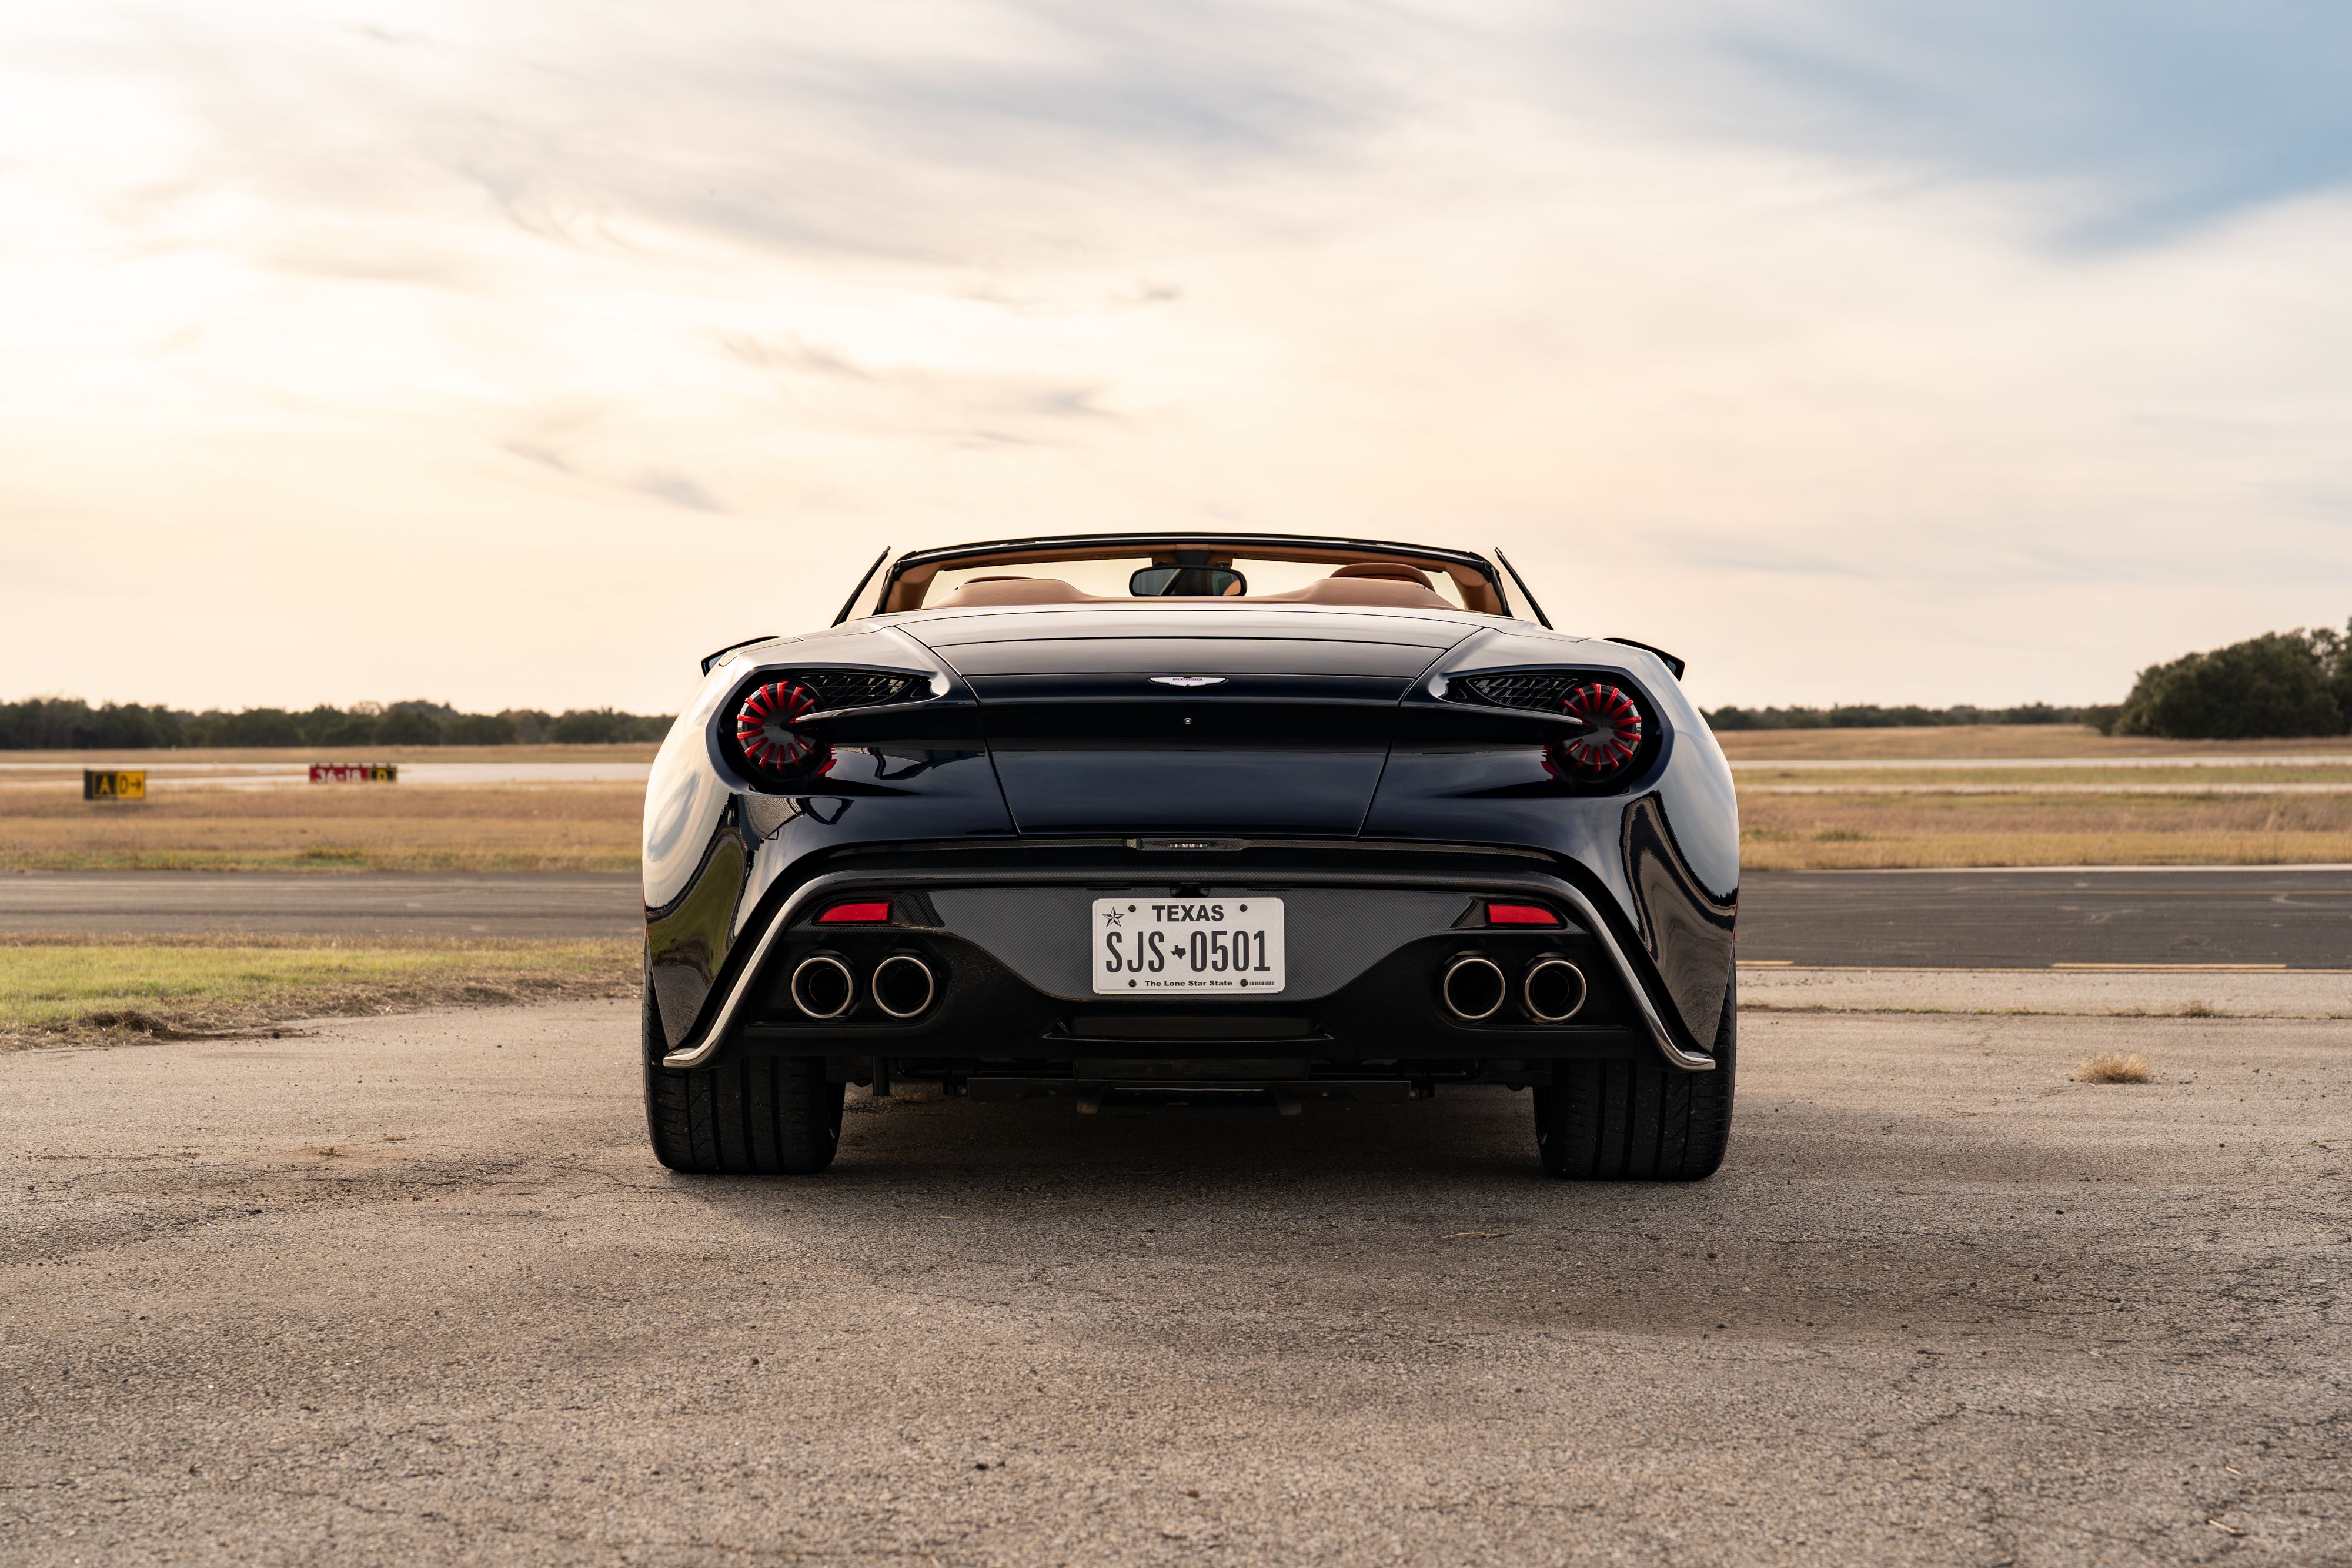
790,953,857,1019
1439,954,1508,1021
1441,952,1588,1024
1522,957,1588,1023
871,953,937,1019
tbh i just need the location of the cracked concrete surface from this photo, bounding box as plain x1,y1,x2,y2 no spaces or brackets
2,999,2346,1564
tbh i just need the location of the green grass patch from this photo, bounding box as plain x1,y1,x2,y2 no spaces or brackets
0,935,638,1047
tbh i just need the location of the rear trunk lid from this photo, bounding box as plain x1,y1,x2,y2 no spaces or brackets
902,607,1474,834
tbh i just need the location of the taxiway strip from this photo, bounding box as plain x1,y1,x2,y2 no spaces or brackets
1738,867,2351,969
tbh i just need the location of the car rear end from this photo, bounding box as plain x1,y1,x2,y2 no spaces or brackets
641,596,1736,1175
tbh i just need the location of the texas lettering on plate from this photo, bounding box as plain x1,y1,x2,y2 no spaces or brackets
1092,897,1285,994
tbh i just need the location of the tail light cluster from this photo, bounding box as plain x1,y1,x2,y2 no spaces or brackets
1458,671,1655,788
724,670,924,787
1553,681,1644,775
736,681,824,775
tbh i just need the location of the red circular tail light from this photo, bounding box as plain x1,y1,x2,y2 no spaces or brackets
734,681,830,778
1551,681,1645,777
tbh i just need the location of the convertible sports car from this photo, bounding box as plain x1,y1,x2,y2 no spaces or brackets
641,533,1738,1179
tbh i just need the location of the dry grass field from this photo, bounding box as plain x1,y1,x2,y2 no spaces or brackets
5,734,2349,874
1737,790,2352,869
0,934,637,1047
1715,723,2352,761
1728,730,2352,867
0,744,658,771
1743,762,2352,785
0,783,641,872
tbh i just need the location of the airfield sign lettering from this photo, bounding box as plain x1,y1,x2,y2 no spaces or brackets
81,769,146,801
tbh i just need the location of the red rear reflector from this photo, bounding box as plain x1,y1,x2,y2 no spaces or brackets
1486,902,1561,926
818,901,891,924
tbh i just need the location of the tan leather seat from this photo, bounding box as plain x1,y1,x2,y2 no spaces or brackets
925,576,1100,609
1255,576,1454,609
1328,561,1434,587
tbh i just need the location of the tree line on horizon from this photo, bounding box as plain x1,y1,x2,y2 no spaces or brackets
11,620,2349,746
1708,618,2352,740
2094,623,2352,740
1704,702,2089,731
0,697,674,750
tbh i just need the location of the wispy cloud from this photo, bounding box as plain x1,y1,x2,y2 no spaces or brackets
721,331,1120,442
1681,0,2352,244
497,439,574,476
631,467,722,511
0,1,2346,710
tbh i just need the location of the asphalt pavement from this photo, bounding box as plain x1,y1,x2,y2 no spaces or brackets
1740,867,2352,969
4,867,2346,967
4,997,2343,1564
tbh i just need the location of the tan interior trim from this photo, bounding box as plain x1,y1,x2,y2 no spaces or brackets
1329,561,1434,586
924,574,1464,612
882,544,1504,614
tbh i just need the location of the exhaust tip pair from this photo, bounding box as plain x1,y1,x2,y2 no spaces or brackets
1441,953,1586,1024
790,951,937,1021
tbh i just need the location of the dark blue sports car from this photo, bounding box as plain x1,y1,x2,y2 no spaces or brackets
641,533,1738,1178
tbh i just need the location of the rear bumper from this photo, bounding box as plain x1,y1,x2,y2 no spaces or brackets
656,853,1724,1075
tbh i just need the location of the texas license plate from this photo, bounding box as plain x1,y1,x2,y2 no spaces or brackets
1091,896,1285,994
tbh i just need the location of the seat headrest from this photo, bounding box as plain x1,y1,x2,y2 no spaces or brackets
1329,561,1434,588
926,576,1095,608
1261,576,1453,609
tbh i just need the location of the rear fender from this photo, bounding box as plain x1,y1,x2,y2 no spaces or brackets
1366,626,1738,1047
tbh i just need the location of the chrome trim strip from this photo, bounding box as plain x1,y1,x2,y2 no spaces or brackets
661,865,1716,1072
661,870,875,1068
1544,882,1713,1069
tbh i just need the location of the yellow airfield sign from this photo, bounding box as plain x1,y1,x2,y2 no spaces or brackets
83,769,148,801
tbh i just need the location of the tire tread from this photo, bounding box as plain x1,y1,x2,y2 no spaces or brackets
641,974,842,1175
1534,974,1736,1181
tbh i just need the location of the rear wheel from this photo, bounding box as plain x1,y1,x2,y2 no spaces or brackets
642,976,843,1174
1534,972,1735,1181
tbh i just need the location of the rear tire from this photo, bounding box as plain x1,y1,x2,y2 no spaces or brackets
642,975,843,1175
1534,972,1735,1181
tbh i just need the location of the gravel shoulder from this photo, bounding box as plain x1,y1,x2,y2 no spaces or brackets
1742,965,2352,1018
3,998,2346,1565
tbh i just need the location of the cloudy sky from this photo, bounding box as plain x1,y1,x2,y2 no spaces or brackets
4,1,2347,714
